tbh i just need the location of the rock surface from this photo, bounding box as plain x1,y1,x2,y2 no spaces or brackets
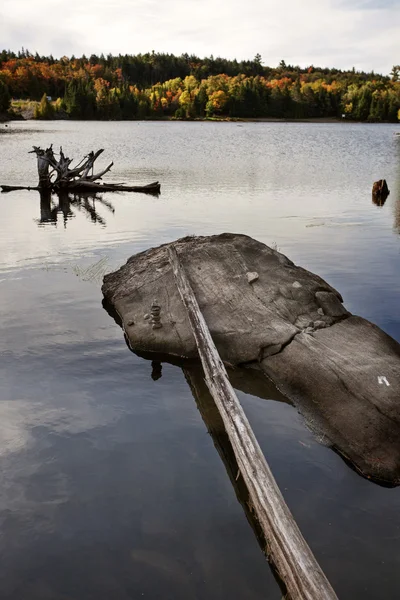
102,233,400,484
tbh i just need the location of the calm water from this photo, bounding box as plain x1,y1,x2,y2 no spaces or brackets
0,120,400,599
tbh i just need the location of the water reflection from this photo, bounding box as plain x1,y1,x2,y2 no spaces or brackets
1,120,399,598
140,355,289,594
38,190,115,228
103,296,286,567
183,365,287,593
151,360,163,381
372,195,388,207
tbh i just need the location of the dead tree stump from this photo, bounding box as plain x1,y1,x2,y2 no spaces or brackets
1,146,160,195
372,179,390,206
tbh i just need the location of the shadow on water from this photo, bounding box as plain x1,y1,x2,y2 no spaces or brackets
38,189,115,228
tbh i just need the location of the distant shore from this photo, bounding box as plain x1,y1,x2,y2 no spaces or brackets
2,115,399,125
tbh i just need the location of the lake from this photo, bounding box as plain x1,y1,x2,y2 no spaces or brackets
0,119,399,599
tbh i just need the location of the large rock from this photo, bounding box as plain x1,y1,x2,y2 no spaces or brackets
102,233,400,484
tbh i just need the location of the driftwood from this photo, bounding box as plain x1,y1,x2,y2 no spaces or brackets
0,145,160,195
167,245,337,600
1,182,160,195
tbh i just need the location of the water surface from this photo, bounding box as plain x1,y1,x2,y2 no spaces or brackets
0,120,400,599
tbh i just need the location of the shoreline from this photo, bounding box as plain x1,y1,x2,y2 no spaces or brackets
3,115,399,125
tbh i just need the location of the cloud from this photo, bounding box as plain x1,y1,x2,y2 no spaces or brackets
0,0,398,74
334,0,400,8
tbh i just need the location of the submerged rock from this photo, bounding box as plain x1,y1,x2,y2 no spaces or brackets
102,233,400,484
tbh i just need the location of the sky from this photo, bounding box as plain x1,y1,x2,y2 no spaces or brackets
0,0,399,74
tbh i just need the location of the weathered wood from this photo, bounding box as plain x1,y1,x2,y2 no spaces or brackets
29,145,54,188
80,149,105,180
2,146,161,195
86,162,114,182
1,185,40,192
67,180,161,194
1,181,160,195
167,244,338,600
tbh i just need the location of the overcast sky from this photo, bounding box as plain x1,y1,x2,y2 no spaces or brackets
0,0,398,74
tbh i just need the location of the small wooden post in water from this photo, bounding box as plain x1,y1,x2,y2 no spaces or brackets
168,245,338,600
30,145,52,189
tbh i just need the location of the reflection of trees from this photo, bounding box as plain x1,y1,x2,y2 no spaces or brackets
38,190,115,228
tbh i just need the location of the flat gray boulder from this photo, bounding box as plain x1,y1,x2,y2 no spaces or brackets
102,233,400,484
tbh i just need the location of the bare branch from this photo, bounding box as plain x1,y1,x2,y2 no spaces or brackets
86,162,114,181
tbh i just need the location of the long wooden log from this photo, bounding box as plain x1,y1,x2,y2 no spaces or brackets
1,185,40,192
67,181,161,194
1,181,160,195
168,245,338,600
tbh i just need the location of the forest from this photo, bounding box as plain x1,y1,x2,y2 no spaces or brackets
0,49,399,122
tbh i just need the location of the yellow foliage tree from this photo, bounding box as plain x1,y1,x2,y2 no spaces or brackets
206,90,228,116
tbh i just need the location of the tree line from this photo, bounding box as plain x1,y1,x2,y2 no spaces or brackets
0,50,399,122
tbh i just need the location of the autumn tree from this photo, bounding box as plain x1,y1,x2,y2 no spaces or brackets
34,92,54,119
0,49,397,122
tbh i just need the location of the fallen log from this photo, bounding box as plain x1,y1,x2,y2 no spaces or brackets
102,233,400,485
1,146,161,195
1,185,40,192
168,244,337,600
1,181,160,195
66,181,161,194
